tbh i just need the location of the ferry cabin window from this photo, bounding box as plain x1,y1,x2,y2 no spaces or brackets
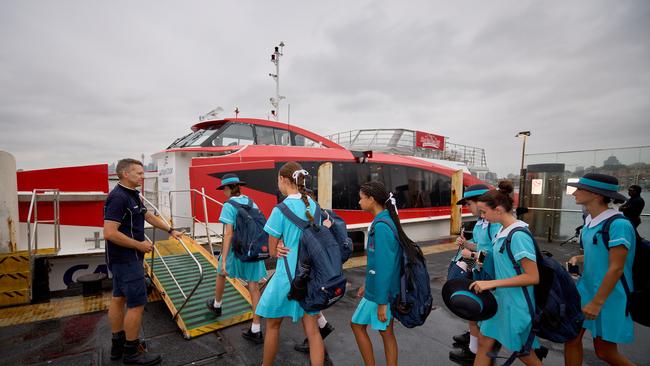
256,126,276,145
213,123,254,146
187,129,218,147
293,133,323,148
331,162,451,210
274,129,291,146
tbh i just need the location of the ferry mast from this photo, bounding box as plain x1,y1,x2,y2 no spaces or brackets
268,41,285,121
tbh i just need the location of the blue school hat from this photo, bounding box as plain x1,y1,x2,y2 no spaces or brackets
442,277,497,321
566,173,626,203
216,173,247,190
456,184,491,205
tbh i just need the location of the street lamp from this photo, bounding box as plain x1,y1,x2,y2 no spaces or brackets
515,131,531,218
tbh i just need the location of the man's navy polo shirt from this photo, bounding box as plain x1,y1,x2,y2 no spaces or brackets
104,183,147,264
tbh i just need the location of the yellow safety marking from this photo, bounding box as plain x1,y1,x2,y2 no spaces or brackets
343,242,457,270
0,271,30,291
0,254,30,273
187,311,254,339
0,290,161,328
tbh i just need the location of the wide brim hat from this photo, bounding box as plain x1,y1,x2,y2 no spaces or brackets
442,277,497,321
567,173,627,203
216,173,247,190
457,184,491,205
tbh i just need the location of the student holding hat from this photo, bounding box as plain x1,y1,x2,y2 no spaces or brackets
449,184,501,364
564,173,636,366
471,180,543,366
206,173,267,343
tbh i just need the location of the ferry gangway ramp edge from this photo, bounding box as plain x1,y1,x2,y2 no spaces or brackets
140,193,254,339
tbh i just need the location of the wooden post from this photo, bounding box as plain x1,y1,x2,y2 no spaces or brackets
317,162,333,209
450,169,463,235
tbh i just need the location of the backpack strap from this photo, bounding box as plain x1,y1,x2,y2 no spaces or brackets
500,227,539,365
596,215,633,314
276,202,321,230
227,198,252,210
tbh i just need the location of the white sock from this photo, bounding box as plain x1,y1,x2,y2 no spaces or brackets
317,315,328,328
214,299,222,308
469,335,478,354
251,323,261,333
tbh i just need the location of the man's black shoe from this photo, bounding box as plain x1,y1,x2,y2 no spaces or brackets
110,332,126,360
294,322,335,353
241,328,264,344
449,346,476,363
452,331,470,345
206,298,222,317
123,341,162,366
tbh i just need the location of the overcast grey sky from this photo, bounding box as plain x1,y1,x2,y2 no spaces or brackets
1,0,648,176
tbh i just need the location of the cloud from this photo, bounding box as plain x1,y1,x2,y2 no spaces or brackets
0,0,648,176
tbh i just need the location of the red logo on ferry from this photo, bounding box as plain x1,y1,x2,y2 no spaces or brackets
416,131,445,151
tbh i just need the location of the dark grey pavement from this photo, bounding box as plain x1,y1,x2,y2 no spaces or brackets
1,240,648,365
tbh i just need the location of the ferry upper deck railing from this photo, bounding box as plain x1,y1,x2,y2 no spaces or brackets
140,194,204,321
326,128,488,168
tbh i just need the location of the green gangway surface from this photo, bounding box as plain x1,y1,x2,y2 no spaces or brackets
146,243,253,339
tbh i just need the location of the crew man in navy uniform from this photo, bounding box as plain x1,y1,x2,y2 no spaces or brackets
104,158,182,365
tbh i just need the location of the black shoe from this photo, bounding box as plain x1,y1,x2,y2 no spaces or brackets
320,322,335,339
241,328,264,344
206,298,222,317
294,322,336,353
123,342,162,366
110,332,126,360
452,331,470,345
534,346,549,361
449,346,476,363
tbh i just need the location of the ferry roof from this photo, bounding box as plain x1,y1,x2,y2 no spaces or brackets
189,118,345,149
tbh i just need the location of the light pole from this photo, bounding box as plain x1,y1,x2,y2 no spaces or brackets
515,131,530,219
269,41,285,121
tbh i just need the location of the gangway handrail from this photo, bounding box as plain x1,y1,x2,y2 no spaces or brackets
140,194,204,321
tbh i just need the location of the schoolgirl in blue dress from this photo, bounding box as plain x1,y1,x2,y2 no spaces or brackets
471,180,543,366
206,173,267,343
351,181,413,366
255,162,325,366
565,173,636,366
449,184,501,364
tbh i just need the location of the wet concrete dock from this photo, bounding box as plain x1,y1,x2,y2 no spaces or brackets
1,240,648,365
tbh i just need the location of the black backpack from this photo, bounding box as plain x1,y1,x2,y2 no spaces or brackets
500,227,584,365
277,202,347,312
375,217,433,328
597,215,650,327
321,208,353,263
228,198,270,262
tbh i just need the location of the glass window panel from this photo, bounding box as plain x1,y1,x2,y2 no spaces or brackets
256,126,275,145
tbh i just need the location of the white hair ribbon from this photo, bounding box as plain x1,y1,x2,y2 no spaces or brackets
386,192,398,215
292,169,309,184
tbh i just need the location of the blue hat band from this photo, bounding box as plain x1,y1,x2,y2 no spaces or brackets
579,177,619,192
221,177,240,185
450,290,484,312
463,189,489,199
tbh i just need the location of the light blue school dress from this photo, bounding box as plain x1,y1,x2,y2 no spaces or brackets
255,194,318,322
351,210,402,331
216,195,267,282
472,219,501,280
578,211,636,344
480,222,540,352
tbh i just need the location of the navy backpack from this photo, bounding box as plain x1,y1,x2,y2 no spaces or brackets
278,202,347,312
500,227,584,365
321,208,353,263
598,215,650,327
376,217,433,328
228,198,270,262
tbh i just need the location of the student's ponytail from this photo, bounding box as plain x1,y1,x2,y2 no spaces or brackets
360,181,423,264
279,161,314,223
